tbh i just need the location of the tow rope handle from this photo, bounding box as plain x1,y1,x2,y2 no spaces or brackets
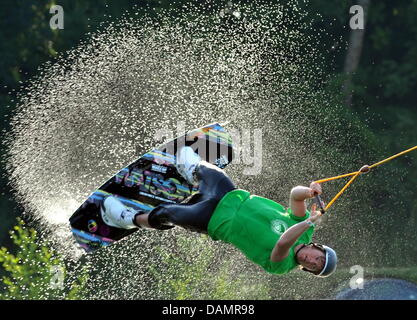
314,194,326,214
312,144,416,214
315,146,417,184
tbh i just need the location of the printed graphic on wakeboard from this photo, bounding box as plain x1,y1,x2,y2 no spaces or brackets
69,123,234,252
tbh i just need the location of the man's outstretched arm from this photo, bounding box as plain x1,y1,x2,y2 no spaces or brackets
270,204,321,262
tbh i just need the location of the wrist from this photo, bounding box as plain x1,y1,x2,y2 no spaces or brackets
305,219,315,228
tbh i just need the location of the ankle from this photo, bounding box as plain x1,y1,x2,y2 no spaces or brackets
134,212,151,228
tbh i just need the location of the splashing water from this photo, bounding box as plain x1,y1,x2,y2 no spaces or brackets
4,1,390,299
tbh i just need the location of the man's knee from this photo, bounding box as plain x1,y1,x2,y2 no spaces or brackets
196,161,228,181
148,205,175,230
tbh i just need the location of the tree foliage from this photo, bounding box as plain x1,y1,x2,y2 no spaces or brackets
0,218,87,299
149,234,270,300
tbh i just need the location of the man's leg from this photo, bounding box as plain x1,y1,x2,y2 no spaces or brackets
146,161,236,233
195,161,236,201
102,147,236,232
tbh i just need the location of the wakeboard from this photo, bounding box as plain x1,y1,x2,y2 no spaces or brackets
69,122,234,252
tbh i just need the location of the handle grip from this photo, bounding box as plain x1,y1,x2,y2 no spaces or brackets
314,194,326,214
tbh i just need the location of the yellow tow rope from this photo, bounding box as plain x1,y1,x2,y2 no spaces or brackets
314,145,417,213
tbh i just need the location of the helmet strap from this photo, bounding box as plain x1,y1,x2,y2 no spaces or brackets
294,243,306,264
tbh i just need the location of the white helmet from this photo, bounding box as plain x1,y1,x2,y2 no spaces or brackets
315,244,338,277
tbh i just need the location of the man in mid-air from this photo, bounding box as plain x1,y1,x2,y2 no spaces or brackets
101,147,337,277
